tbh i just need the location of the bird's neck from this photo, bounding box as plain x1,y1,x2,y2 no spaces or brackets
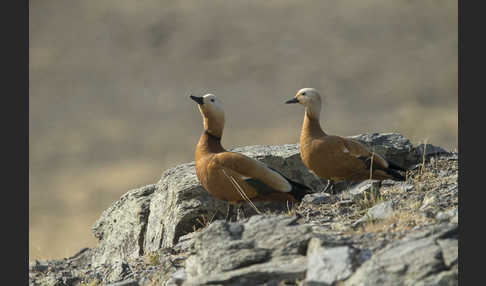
196,130,225,155
301,108,326,140
203,115,224,139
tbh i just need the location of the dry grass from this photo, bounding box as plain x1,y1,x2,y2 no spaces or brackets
286,200,300,216
353,210,431,235
136,277,164,286
420,140,429,175
262,209,277,216
355,187,383,213
195,213,215,228
408,161,447,194
77,279,101,286
222,169,262,215
348,155,457,235
369,151,375,180
257,200,301,217
191,213,217,233
144,252,161,266
409,200,423,211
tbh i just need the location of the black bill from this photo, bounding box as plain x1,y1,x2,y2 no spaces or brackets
190,94,204,105
285,98,299,104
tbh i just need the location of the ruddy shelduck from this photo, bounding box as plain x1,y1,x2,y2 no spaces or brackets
191,93,311,220
285,88,405,189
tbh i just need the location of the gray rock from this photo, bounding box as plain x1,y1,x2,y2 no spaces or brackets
348,180,381,201
135,254,179,286
306,237,324,254
380,180,414,192
90,134,429,267
435,212,449,221
302,193,331,205
184,215,312,285
348,133,414,169
401,184,415,192
29,260,48,272
353,200,394,228
357,248,372,264
66,247,93,268
144,145,321,254
105,279,139,286
420,193,437,211
435,208,458,222
167,269,187,286
415,264,458,286
259,280,289,286
437,239,458,267
230,144,323,189
91,184,156,266
450,210,458,225
343,224,458,286
368,200,394,220
173,231,198,253
30,135,458,286
381,179,397,187
90,145,318,266
349,133,450,170
187,255,307,286
143,162,229,253
447,153,458,161
106,261,131,283
336,199,354,207
36,276,60,286
306,244,357,286
415,143,450,158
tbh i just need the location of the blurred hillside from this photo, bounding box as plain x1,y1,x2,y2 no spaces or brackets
29,0,457,260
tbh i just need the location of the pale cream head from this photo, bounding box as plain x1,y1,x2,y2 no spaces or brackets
286,88,322,119
191,93,225,136
197,94,225,120
295,88,321,106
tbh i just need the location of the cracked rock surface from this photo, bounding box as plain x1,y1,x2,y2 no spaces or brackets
29,133,458,286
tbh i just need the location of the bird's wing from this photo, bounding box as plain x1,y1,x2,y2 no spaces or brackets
213,151,292,192
341,138,390,169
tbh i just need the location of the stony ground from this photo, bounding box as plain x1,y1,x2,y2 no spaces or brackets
297,153,458,245
29,135,458,286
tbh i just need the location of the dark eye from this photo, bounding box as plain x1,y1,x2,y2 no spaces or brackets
302,92,306,96
211,99,215,102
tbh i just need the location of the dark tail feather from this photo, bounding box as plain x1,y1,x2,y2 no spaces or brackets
268,166,312,202
359,156,406,181
383,167,406,181
387,160,408,172
288,179,312,201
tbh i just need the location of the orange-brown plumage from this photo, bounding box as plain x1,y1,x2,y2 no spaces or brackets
191,94,310,207
287,88,405,182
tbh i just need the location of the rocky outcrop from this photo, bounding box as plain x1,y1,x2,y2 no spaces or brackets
184,215,313,285
29,133,458,286
305,240,358,286
343,224,458,286
91,184,156,266
91,132,446,267
93,143,323,267
347,133,448,170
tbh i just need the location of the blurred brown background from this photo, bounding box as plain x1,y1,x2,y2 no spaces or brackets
29,0,457,261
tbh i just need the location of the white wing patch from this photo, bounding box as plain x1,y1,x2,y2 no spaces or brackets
343,147,349,153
